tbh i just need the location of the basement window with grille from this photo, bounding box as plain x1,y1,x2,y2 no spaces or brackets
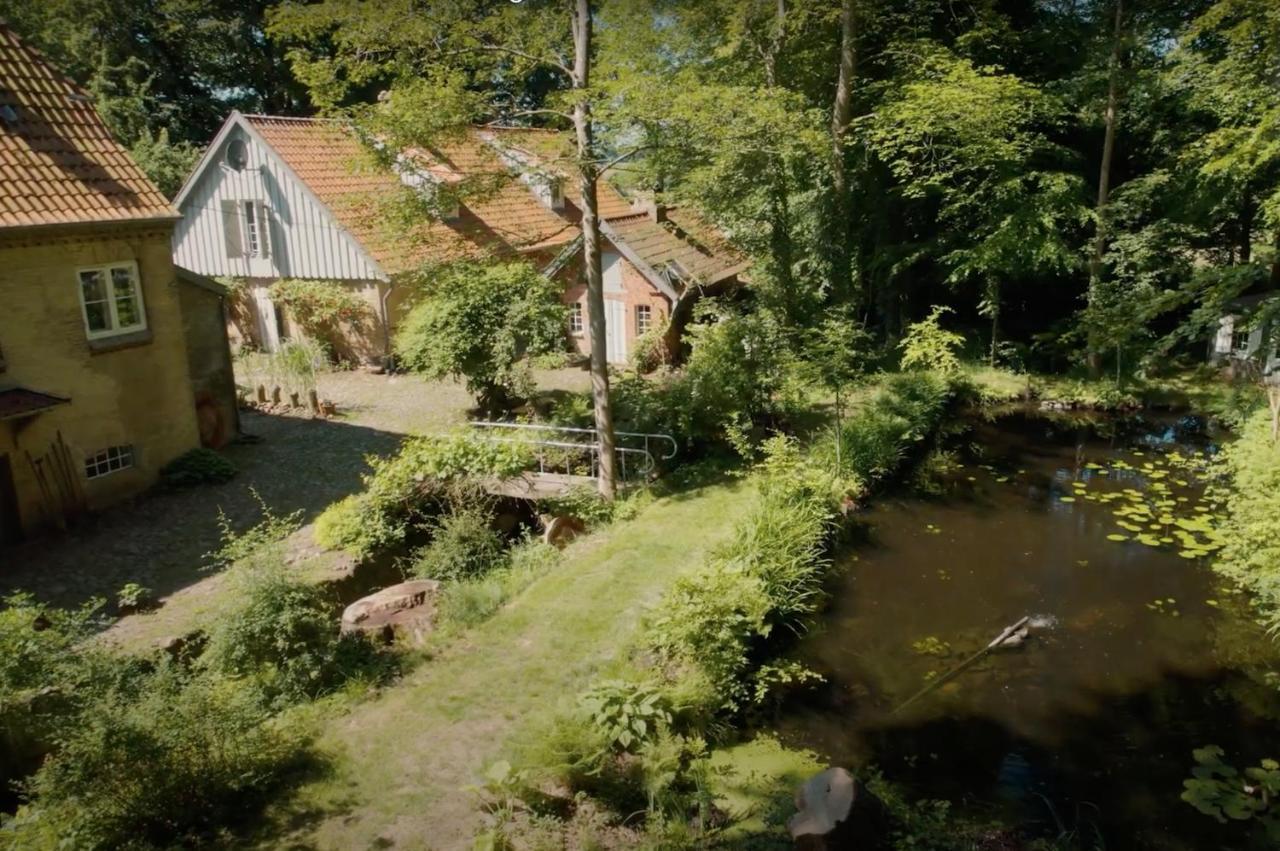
84,445,134,480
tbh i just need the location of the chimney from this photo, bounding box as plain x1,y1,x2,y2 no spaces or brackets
646,198,668,224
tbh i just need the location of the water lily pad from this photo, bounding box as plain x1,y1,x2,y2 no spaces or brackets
1059,496,1075,503
1107,534,1128,542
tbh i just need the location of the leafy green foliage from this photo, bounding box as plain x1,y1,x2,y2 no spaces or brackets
394,262,567,412
204,560,382,705
159,448,236,488
267,279,370,337
899,307,965,375
578,680,672,754
6,669,310,850
0,595,126,794
1213,411,1280,631
437,538,560,629
1182,745,1280,840
314,432,530,558
205,490,302,570
410,506,508,583
115,582,154,613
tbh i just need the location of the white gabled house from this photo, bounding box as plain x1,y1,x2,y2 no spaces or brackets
171,111,579,365
172,112,749,367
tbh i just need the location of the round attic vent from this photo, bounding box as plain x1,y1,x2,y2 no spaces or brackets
225,138,248,171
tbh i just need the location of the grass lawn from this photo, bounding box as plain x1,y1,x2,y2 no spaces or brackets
255,473,755,850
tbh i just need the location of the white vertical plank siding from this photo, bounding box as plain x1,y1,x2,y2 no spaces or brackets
172,123,384,283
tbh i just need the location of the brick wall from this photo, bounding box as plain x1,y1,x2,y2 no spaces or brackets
562,241,671,363
0,225,200,538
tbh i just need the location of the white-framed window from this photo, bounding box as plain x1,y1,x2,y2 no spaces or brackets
84,445,134,480
243,200,260,256
635,304,652,336
1232,326,1251,354
569,301,584,334
77,261,146,340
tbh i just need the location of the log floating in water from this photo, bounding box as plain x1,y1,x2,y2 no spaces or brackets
892,616,1032,716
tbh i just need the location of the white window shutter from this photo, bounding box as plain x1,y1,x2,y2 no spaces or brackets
221,199,243,259
256,201,272,259
1214,316,1233,353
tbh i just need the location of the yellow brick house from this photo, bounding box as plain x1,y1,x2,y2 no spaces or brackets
0,22,205,544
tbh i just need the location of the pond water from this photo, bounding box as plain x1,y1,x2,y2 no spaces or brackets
772,410,1280,850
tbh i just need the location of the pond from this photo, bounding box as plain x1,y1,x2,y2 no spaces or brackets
771,409,1280,849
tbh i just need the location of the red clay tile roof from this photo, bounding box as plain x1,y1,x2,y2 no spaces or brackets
482,127,636,221
0,386,69,421
607,209,748,286
0,22,176,230
244,116,578,273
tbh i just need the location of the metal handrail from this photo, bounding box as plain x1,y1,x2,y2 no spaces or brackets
470,421,678,461
468,421,673,479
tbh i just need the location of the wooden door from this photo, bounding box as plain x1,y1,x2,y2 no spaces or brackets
253,286,281,352
605,299,627,364
0,454,22,545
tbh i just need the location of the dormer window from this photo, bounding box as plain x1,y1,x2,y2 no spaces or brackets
531,177,564,211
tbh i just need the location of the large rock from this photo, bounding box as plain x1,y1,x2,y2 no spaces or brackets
340,579,441,646
788,767,890,850
542,514,586,548
789,767,856,840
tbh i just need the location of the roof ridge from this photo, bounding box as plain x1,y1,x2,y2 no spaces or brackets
243,113,341,124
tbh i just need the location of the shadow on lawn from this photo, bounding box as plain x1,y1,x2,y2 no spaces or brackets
0,410,404,610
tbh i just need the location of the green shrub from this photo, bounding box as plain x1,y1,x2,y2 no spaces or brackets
578,679,672,754
822,371,952,485
6,669,309,850
205,490,302,569
203,562,382,705
313,494,389,557
314,432,530,558
410,505,508,582
540,485,615,528
0,595,132,796
393,261,567,411
1213,411,1280,630
159,448,236,487
647,564,773,711
437,538,560,628
115,582,154,613
899,306,965,374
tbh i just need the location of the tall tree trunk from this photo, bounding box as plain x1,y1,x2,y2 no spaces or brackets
570,0,617,499
762,0,787,87
1087,0,1124,376
829,0,857,303
1237,191,1255,264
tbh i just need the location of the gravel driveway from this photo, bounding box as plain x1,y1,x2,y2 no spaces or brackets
0,367,591,615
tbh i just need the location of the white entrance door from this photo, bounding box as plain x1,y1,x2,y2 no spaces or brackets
605,299,627,364
253,286,281,352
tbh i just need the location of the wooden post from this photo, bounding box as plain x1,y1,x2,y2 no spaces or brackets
308,388,321,415
256,384,267,404
271,386,282,406
289,391,300,408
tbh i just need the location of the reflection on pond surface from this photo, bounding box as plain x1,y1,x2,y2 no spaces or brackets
772,410,1280,849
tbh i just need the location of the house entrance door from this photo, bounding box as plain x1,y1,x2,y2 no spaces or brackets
605,299,627,364
253,285,282,352
0,454,22,545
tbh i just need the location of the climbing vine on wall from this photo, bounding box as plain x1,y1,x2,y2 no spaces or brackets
267,279,370,335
